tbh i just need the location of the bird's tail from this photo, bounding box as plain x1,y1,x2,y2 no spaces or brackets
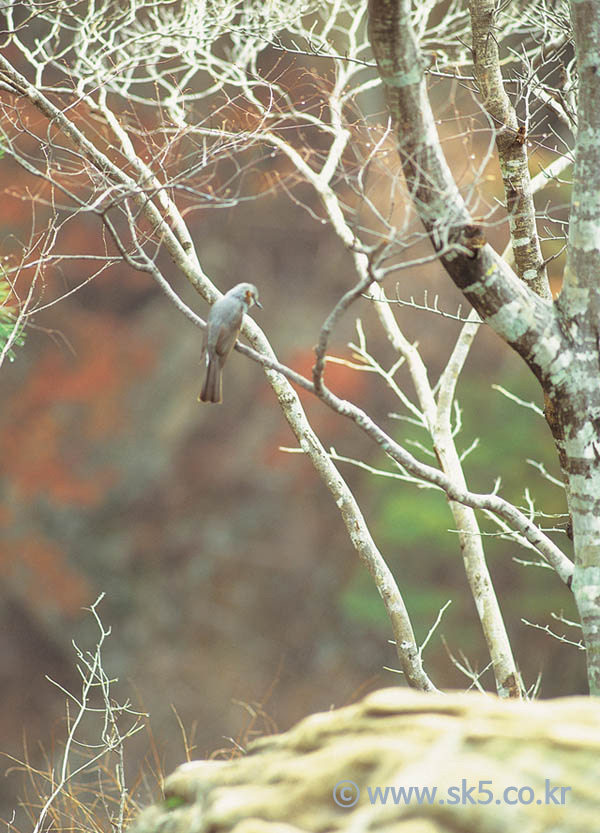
198,356,222,403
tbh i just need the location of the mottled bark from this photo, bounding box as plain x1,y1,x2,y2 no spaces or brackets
0,51,438,695
366,0,560,368
370,291,522,699
368,0,600,693
469,0,550,299
557,0,600,695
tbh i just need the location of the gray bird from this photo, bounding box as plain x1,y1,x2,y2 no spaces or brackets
198,282,262,404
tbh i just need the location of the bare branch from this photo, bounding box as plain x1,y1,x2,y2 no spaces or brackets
469,0,550,297
367,0,564,380
521,618,586,651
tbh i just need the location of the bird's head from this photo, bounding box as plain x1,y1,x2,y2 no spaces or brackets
240,283,262,309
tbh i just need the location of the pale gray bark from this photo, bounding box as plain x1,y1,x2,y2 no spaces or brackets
558,0,600,695
368,0,600,693
469,0,550,299
0,50,437,693
368,292,522,699
0,0,584,696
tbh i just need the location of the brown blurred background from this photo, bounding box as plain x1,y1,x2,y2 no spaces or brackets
0,49,585,824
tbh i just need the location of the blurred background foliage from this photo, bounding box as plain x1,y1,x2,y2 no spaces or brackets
1,178,583,820
340,358,576,678
0,7,584,826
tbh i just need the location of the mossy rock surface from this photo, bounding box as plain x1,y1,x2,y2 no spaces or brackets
130,688,600,833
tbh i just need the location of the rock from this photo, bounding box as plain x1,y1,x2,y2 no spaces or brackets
129,687,600,833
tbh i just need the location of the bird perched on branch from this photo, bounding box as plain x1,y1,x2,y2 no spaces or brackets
198,282,262,404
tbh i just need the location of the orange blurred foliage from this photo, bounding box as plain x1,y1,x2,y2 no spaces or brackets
0,534,92,617
1,311,156,504
286,347,367,400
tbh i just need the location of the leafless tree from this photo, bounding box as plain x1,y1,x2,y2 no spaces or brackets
5,595,147,833
0,0,593,696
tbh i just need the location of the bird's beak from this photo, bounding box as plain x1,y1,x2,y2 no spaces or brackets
255,299,263,309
